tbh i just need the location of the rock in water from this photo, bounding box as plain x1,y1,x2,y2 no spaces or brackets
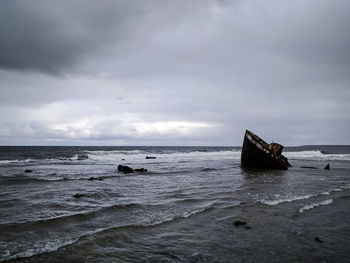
146,156,156,159
24,169,33,173
77,154,89,160
233,220,247,226
73,193,86,198
118,165,134,174
135,168,148,172
324,164,330,170
315,236,324,243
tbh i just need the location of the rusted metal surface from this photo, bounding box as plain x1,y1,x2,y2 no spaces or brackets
241,130,291,170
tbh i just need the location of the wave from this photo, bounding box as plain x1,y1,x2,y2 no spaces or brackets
0,238,78,262
139,201,216,227
0,149,239,166
298,199,333,213
0,201,215,261
0,203,145,228
284,150,350,161
0,177,50,185
2,199,216,230
259,185,350,206
259,194,315,206
86,149,240,164
0,159,33,165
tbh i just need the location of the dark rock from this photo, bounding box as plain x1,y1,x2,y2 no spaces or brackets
118,165,134,174
88,177,104,181
146,156,156,159
233,220,247,226
121,159,125,161
77,154,89,160
315,236,324,243
135,168,148,172
73,193,86,198
324,164,330,170
24,169,33,173
244,226,252,229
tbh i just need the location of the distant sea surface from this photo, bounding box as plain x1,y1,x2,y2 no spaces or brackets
1,146,349,262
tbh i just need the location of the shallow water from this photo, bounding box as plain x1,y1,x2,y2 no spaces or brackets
0,146,349,262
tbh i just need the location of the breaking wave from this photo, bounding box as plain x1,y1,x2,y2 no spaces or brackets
0,200,215,262
0,159,32,165
0,238,78,262
259,194,315,206
298,199,333,213
86,149,239,164
284,150,350,161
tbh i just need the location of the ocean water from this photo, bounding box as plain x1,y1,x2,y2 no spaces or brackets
0,146,349,262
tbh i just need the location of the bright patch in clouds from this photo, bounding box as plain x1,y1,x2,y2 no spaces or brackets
135,121,213,135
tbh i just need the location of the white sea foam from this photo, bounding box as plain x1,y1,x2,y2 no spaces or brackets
86,149,239,164
140,201,216,227
0,238,77,262
284,150,350,161
298,199,333,213
70,154,78,160
340,185,350,190
0,159,32,165
260,194,315,206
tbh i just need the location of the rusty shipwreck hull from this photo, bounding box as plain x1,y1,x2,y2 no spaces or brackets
241,130,291,170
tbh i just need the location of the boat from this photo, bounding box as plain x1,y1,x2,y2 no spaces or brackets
241,130,291,170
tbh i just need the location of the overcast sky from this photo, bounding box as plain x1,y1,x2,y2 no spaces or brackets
0,0,349,146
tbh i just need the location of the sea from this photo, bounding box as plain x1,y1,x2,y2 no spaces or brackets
0,146,349,263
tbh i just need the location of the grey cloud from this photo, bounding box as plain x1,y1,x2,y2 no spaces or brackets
0,0,218,74
0,0,349,145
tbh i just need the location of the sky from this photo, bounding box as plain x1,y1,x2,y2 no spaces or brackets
0,0,349,146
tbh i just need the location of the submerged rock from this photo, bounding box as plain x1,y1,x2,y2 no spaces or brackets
135,168,148,172
315,236,324,243
233,220,247,226
88,177,104,181
77,154,89,160
73,193,86,198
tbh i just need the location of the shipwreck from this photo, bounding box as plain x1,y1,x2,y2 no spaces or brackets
241,130,291,170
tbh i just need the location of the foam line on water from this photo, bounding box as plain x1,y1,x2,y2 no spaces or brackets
0,238,78,262
0,159,32,165
298,199,333,213
284,150,350,161
86,149,240,164
260,194,315,206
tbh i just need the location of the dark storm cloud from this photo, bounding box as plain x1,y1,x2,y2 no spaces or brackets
0,0,162,73
1,0,350,75
0,0,218,74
